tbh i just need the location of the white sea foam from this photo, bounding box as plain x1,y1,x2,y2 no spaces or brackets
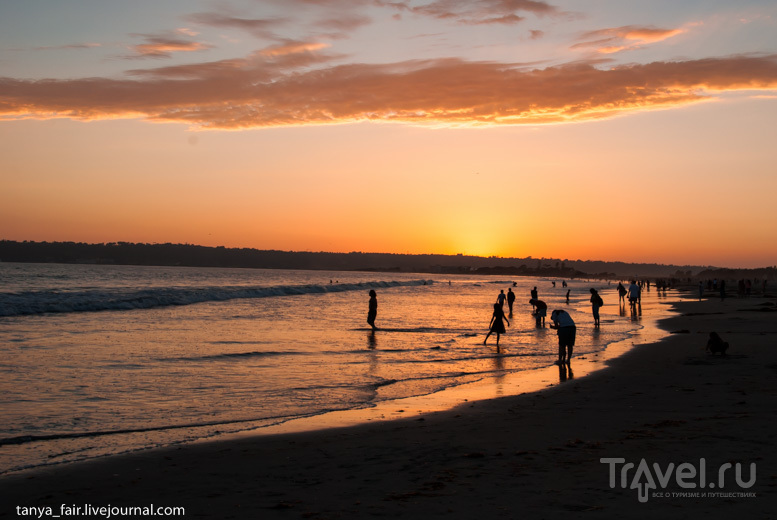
0,279,434,317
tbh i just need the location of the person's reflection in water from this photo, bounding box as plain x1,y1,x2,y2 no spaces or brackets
592,324,601,344
630,301,642,321
558,363,574,382
492,351,506,396
365,333,379,385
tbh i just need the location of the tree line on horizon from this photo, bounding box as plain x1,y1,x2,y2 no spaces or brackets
1,240,772,280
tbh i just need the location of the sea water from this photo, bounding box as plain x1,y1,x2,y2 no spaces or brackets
0,263,669,474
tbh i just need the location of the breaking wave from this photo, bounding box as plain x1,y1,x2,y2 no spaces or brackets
0,279,433,317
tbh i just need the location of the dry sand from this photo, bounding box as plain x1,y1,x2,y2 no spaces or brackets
2,292,776,519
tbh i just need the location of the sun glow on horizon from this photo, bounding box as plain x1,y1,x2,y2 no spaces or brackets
1,1,776,269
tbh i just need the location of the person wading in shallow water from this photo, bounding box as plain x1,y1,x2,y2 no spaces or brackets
590,288,603,327
367,290,378,331
550,309,576,365
484,302,509,347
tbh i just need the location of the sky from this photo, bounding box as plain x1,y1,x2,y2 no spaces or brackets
1,0,776,268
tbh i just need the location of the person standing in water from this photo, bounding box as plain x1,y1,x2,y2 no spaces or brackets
484,302,509,346
627,280,641,306
590,288,603,326
617,282,627,303
530,298,547,327
550,309,576,365
367,290,378,331
507,288,516,314
497,290,507,309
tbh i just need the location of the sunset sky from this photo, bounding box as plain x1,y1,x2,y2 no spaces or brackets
2,0,776,268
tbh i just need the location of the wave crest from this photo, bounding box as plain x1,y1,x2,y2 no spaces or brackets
0,279,434,317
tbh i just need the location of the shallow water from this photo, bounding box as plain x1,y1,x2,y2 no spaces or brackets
0,263,670,474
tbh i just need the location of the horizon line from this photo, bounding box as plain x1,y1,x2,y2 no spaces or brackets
5,239,775,271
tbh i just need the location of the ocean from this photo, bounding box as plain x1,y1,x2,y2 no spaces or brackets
0,262,673,475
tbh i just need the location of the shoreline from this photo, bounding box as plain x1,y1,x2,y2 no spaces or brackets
215,299,672,443
1,290,672,477
2,293,775,518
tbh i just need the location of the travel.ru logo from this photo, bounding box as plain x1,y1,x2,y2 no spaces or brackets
601,457,756,503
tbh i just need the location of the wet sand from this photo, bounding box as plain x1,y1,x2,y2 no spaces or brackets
2,293,776,518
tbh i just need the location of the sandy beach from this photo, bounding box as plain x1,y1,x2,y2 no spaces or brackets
2,291,775,519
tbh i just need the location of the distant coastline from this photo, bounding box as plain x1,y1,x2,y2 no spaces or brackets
0,240,773,280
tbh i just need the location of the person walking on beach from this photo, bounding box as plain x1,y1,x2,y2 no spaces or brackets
566,289,570,304
617,282,627,303
530,298,547,327
627,280,641,306
507,288,516,314
550,309,576,364
484,302,509,347
367,290,378,331
497,290,507,309
590,288,603,326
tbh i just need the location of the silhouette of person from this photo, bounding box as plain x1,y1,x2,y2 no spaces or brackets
484,302,509,346
590,288,603,326
617,282,627,303
497,289,507,309
566,289,570,304
367,290,378,331
550,309,576,365
627,280,641,306
507,288,516,314
530,286,538,310
530,298,547,327
706,332,729,355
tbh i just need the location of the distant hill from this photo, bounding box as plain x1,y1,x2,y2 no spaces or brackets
0,240,750,280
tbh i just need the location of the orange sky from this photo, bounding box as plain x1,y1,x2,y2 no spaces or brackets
1,1,777,268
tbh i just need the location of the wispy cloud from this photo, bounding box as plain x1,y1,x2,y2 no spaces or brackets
187,8,371,41
260,40,332,57
572,25,687,54
385,0,562,25
124,41,343,81
176,28,200,37
124,34,213,59
185,12,284,40
2,54,776,128
313,13,373,33
7,42,102,52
